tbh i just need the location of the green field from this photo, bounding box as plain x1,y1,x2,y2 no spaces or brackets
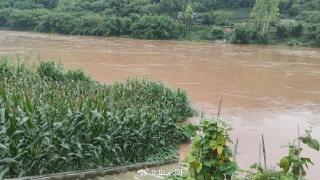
0,58,196,178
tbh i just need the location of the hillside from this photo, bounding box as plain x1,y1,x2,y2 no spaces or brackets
0,0,319,46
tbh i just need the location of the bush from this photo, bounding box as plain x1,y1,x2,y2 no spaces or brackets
73,13,105,35
36,61,65,81
35,12,60,32
158,0,183,16
13,0,41,9
0,57,12,76
288,4,301,17
0,59,196,178
184,119,237,179
297,11,320,23
123,0,158,15
202,11,233,26
104,16,133,36
0,8,11,27
0,0,58,9
276,20,303,38
231,24,252,44
251,30,269,44
206,26,225,40
66,69,91,82
315,29,320,46
279,0,290,11
287,39,302,46
37,61,91,81
131,15,179,39
6,10,37,30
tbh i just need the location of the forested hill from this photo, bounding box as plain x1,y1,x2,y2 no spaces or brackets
0,0,319,47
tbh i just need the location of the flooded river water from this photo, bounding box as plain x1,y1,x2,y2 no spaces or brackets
1,31,320,179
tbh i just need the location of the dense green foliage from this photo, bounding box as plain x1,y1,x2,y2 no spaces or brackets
131,15,180,39
168,118,237,180
0,58,196,178
0,0,319,46
185,119,237,180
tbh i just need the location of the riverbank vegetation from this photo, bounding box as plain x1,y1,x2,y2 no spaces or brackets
168,118,319,180
0,57,196,178
0,0,319,47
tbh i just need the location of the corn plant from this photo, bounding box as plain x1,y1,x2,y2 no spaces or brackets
0,58,196,178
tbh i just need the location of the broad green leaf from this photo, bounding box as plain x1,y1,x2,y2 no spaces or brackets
300,136,320,151
279,156,291,174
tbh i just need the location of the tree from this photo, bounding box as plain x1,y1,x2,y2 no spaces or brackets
180,0,194,33
251,0,279,36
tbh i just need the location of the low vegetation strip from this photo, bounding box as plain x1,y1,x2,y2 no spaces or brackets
0,57,196,178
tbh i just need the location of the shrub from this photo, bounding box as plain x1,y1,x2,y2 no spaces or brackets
202,11,233,26
0,58,196,178
0,8,11,27
131,15,179,39
291,23,303,37
287,39,302,46
66,69,91,82
37,61,66,81
276,20,303,38
206,26,224,40
6,10,37,30
170,118,238,180
51,13,76,34
158,0,183,15
13,0,41,9
251,31,269,44
123,0,157,15
73,13,105,36
231,24,252,44
35,12,77,34
0,57,12,76
315,29,320,46
104,16,133,36
279,0,290,11
288,4,301,17
297,11,320,23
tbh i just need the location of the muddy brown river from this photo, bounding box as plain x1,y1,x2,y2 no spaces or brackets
1,31,320,179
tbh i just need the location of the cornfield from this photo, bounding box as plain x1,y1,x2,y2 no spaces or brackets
0,57,196,178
